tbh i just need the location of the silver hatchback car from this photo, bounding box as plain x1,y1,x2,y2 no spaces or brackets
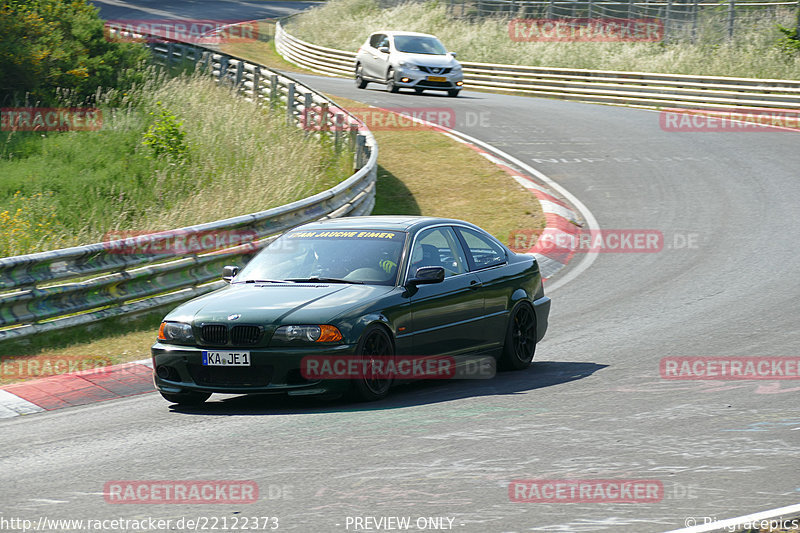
355,31,464,97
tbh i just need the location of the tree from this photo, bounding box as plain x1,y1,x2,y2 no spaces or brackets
0,0,149,105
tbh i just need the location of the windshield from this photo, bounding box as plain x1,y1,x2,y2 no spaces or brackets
236,229,407,286
393,35,447,55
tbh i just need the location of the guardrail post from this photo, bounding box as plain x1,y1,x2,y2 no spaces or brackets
727,0,736,38
348,124,358,153
319,103,329,132
234,60,244,89
286,82,296,124
219,56,229,84
665,0,673,42
269,74,278,108
174,44,183,66
166,42,174,69
253,66,261,104
355,134,366,170
796,0,800,37
334,114,344,153
303,92,314,135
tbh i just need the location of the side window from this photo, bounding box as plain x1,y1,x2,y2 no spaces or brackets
409,227,467,279
456,227,507,270
370,34,388,49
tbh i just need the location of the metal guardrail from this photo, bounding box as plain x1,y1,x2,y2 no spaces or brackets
0,30,379,344
275,20,800,112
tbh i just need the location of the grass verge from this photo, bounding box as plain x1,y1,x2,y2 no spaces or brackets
0,33,544,384
286,0,800,79
0,69,351,256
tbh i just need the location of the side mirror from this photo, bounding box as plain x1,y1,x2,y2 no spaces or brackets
409,266,445,285
449,51,457,58
378,46,390,54
222,265,239,283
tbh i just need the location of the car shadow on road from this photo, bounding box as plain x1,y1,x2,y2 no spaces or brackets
360,87,481,99
168,360,607,416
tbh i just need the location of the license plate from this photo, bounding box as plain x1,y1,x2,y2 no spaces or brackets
202,351,251,366
427,76,447,82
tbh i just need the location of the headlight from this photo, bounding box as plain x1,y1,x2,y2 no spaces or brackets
398,61,419,70
452,64,462,71
273,325,343,343
158,321,194,343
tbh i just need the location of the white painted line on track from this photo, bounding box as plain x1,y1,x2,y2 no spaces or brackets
539,199,580,222
431,126,601,293
0,390,45,418
663,502,800,533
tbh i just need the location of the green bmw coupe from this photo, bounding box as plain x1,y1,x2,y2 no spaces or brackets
151,216,551,404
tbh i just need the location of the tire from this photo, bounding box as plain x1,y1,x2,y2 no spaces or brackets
349,325,394,401
448,89,460,97
160,391,211,405
355,64,368,89
414,88,424,95
386,68,399,93
499,301,537,371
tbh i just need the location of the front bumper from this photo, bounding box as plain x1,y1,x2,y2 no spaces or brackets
395,67,464,90
151,342,357,396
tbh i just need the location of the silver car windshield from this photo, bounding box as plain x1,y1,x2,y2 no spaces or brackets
393,36,447,55
236,230,406,286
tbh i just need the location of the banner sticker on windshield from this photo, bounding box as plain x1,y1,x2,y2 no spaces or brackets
286,230,404,240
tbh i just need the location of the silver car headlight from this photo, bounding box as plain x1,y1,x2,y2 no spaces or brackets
451,64,462,71
398,61,419,70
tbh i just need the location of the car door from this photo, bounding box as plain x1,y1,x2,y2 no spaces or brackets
363,33,389,79
454,226,510,348
406,226,486,356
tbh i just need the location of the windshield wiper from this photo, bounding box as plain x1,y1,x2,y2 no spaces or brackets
285,277,364,284
237,279,295,284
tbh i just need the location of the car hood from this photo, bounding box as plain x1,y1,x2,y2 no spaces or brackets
164,283,394,326
397,52,459,68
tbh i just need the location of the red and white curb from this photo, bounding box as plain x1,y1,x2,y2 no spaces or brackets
470,147,582,279
0,358,154,418
422,123,585,281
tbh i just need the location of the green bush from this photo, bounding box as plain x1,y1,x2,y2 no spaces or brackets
777,24,800,57
142,103,189,164
0,0,149,106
